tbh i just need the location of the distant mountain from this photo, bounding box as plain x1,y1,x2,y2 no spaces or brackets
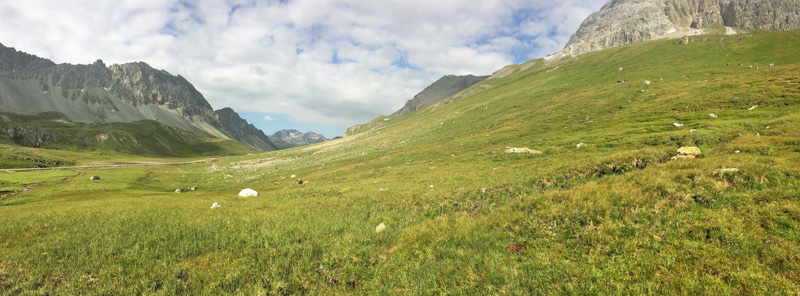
391,74,488,116
0,42,278,151
546,0,800,63
269,129,328,149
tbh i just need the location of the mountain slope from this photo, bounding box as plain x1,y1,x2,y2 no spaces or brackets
546,0,800,63
2,30,800,294
391,74,489,116
268,129,328,149
0,111,256,160
0,42,278,151
213,108,278,151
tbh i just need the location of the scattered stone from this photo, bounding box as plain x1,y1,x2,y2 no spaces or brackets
673,123,684,127
379,188,388,192
709,113,718,118
748,105,758,111
210,202,221,209
577,142,585,148
430,185,434,189
290,174,296,178
734,150,741,154
689,129,696,133
175,189,182,193
89,175,101,180
715,168,739,175
293,179,305,185
189,186,197,191
375,222,387,233
673,146,701,159
618,67,623,72
238,188,258,197
506,242,531,253
678,36,689,45
504,147,542,154
644,80,651,86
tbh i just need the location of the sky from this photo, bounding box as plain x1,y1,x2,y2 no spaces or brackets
0,0,609,138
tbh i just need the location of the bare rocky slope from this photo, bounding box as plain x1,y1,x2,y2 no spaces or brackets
0,42,277,151
391,74,488,116
546,0,800,63
268,129,328,149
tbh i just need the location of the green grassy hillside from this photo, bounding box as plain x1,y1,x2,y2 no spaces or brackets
1,30,799,294
0,111,256,166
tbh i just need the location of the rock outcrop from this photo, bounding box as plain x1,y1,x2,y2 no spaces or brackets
0,42,278,151
268,129,328,149
546,0,800,63
391,74,488,116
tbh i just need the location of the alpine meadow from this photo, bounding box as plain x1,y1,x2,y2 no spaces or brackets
2,1,800,295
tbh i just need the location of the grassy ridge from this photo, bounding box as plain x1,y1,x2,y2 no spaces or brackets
1,30,799,294
0,111,256,164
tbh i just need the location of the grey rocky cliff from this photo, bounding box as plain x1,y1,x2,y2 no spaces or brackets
0,42,278,151
213,108,278,151
269,129,328,150
391,74,488,116
546,0,800,63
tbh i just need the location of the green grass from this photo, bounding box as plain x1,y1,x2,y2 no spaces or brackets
1,30,800,294
0,111,257,163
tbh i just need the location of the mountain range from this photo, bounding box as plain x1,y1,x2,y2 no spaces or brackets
268,129,329,150
0,42,278,151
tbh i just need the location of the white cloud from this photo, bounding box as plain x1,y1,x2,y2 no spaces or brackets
0,0,610,131
264,115,273,122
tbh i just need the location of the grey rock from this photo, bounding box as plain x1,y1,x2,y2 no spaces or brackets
546,0,800,64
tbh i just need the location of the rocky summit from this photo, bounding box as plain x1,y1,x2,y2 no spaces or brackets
0,43,278,151
546,0,800,63
269,129,328,150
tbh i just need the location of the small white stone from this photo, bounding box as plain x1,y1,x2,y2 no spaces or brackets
375,222,386,233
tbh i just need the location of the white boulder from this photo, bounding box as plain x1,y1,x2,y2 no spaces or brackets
375,222,387,233
210,202,221,209
238,188,258,197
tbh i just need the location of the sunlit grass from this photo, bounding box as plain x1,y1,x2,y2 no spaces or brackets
1,30,800,294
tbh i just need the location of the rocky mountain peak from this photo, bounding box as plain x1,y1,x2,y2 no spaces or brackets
545,0,800,64
0,43,279,151
107,61,212,115
269,129,329,150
